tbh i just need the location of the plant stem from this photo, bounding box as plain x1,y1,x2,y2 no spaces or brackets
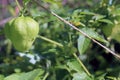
34,0,120,59
43,72,49,80
73,53,91,77
37,35,63,47
15,0,22,11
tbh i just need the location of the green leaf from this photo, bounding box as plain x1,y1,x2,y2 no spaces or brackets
98,19,113,24
72,72,93,80
109,6,120,16
67,60,83,73
19,69,44,80
23,0,31,5
102,24,114,37
81,28,108,43
111,23,120,42
77,34,91,55
4,69,44,80
43,0,61,6
106,76,118,80
80,11,95,15
0,75,4,80
43,0,58,3
93,15,105,20
96,73,106,80
4,74,20,80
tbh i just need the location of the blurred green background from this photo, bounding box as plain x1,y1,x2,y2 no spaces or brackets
0,0,120,80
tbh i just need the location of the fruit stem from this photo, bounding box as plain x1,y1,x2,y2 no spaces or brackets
37,35,64,47
15,0,22,11
73,53,92,77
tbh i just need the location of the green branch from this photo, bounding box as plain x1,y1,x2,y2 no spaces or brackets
73,53,91,77
37,35,63,47
15,0,22,11
34,0,120,59
43,72,49,80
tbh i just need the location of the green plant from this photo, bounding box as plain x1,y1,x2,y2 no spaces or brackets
0,0,120,80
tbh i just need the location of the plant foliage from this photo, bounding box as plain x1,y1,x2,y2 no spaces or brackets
0,0,120,80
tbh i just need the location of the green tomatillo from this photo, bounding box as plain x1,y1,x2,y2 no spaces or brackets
4,16,39,52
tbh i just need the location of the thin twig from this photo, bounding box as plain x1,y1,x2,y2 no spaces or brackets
43,72,49,80
15,0,22,11
73,53,91,77
37,35,63,47
34,0,120,59
51,11,120,59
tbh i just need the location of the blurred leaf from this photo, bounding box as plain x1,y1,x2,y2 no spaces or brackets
80,11,95,15
98,19,113,24
72,10,84,20
93,15,105,20
72,72,93,80
100,0,109,6
81,28,108,43
43,0,58,3
77,34,91,55
106,76,118,80
8,6,15,16
102,24,114,37
43,0,62,6
71,21,85,27
67,60,83,73
20,69,44,80
109,6,120,16
111,23,120,42
4,74,19,80
0,75,4,80
4,69,44,80
23,0,31,5
96,73,106,80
